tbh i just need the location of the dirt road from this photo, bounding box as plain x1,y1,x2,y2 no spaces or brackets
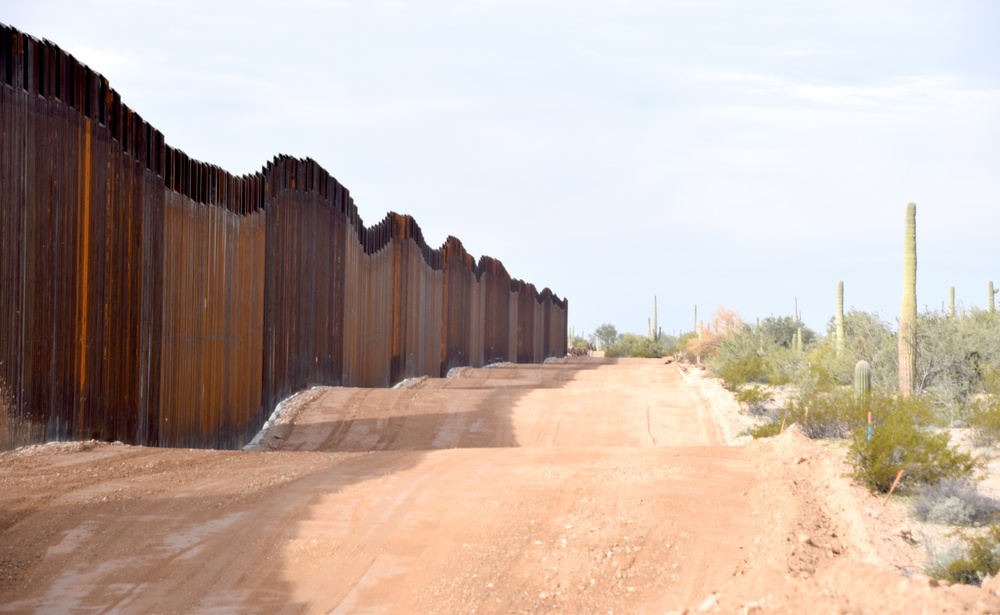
2,358,998,613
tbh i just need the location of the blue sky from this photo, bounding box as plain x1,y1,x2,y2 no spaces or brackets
4,0,999,339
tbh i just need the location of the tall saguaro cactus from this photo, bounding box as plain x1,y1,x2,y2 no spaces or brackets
898,203,917,397
990,281,997,313
653,296,659,341
950,286,956,318
836,280,845,357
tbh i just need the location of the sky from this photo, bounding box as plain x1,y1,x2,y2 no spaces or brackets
4,0,999,340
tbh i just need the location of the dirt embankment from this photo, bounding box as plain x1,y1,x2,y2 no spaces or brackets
1,358,998,613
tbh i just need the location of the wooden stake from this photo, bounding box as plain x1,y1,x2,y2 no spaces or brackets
883,470,905,506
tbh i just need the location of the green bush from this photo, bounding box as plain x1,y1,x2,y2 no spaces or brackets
793,340,854,396
929,523,1000,585
715,355,768,390
749,421,784,439
710,318,813,389
745,399,798,439
605,333,661,358
735,384,774,416
969,367,1000,446
916,310,1000,425
848,394,977,493
795,388,859,439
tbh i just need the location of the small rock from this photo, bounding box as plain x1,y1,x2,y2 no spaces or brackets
796,456,807,464
743,602,762,615
797,534,813,546
698,593,720,611
900,525,916,544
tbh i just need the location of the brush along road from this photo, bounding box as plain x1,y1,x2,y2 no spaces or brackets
1,359,998,613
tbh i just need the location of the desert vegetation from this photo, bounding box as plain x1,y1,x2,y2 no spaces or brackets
682,203,1000,585
699,304,1000,584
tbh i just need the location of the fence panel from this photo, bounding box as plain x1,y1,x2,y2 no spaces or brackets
0,24,568,451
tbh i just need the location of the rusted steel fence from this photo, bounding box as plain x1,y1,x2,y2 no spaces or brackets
0,24,567,450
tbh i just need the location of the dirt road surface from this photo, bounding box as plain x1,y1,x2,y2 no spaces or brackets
2,358,999,613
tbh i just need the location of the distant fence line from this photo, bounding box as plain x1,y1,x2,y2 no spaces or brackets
0,24,567,450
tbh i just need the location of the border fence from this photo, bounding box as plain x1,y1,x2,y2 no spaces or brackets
0,24,567,450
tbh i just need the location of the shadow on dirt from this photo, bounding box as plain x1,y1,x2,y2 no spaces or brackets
0,358,620,612
266,358,611,453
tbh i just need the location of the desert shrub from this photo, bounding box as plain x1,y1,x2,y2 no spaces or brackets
715,354,768,390
710,316,812,389
833,310,898,394
745,399,800,439
792,339,854,396
654,334,683,357
735,384,774,416
676,331,699,363
749,421,784,439
929,524,1000,585
917,311,1000,423
969,367,1000,446
605,333,662,358
795,388,859,439
759,347,800,386
912,479,1000,526
686,308,741,365
848,394,977,493
746,389,861,440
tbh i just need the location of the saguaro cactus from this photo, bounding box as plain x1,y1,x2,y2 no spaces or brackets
836,280,845,357
991,281,997,313
950,286,956,318
854,360,872,406
653,296,659,341
898,203,917,397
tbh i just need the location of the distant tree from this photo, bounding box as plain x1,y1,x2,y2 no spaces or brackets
592,323,619,350
686,307,740,361
760,315,816,349
606,333,661,358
